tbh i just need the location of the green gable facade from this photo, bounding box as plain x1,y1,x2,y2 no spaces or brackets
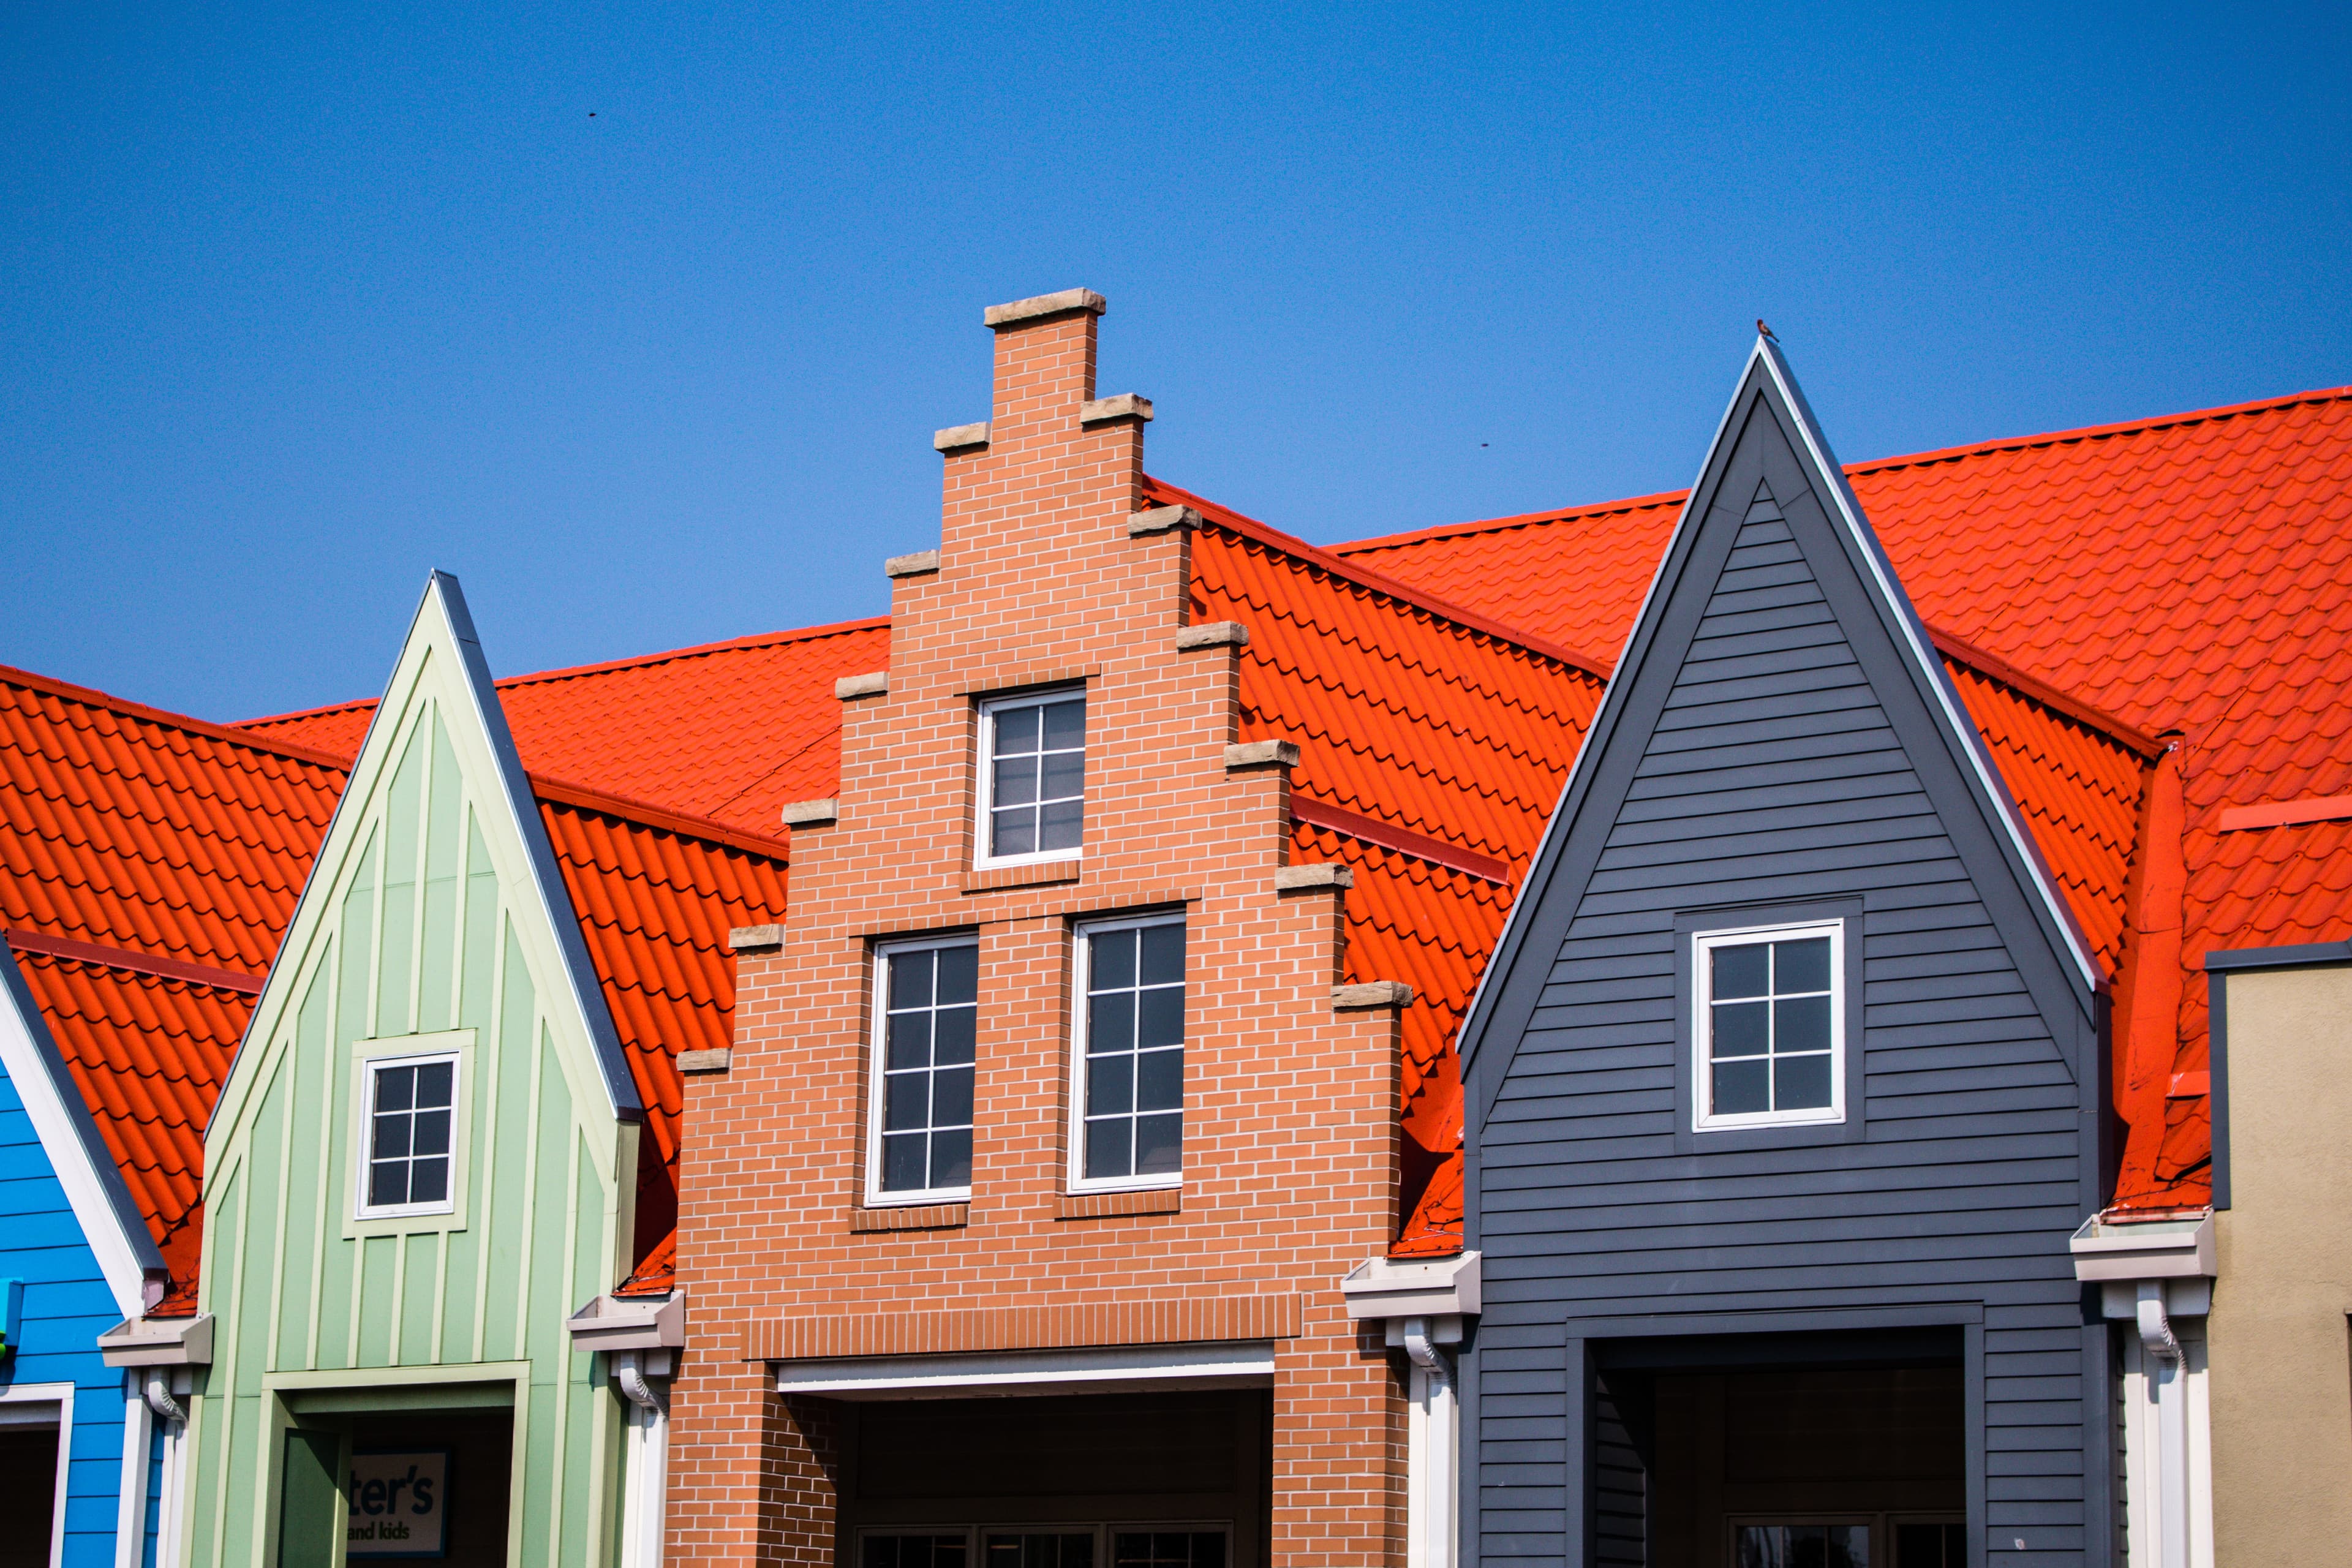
185,575,654,1567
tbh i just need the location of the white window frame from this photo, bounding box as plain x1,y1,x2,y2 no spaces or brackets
1068,912,1188,1196
0,1381,72,1568
865,935,981,1207
1691,918,1845,1131
974,686,1087,870
353,1044,464,1221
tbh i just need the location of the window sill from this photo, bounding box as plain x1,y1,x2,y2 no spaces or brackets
850,1202,969,1233
1055,1188,1182,1220
962,859,1081,894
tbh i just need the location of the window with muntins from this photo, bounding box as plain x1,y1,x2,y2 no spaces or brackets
978,689,1085,864
870,938,978,1202
1694,921,1843,1129
1072,915,1186,1189
360,1054,458,1215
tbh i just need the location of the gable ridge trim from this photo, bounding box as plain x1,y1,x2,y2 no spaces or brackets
0,662,354,775
0,936,164,1316
529,772,793,864
1750,337,2101,995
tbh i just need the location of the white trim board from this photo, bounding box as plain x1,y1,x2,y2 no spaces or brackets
0,940,159,1317
773,1340,1276,1400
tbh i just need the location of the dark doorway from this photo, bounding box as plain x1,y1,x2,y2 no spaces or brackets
1594,1332,1967,1568
0,1425,59,1568
344,1410,513,1567
276,1404,515,1568
837,1389,1271,1568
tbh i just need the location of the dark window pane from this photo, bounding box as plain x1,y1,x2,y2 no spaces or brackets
1712,1000,1769,1058
1776,1052,1833,1110
1776,935,1833,993
889,952,932,1010
1139,922,1185,986
373,1112,412,1159
1086,1117,1132,1178
1136,1047,1183,1112
1091,930,1137,989
414,1060,454,1107
410,1109,451,1157
1188,1538,1222,1568
992,809,1036,858
1039,748,1084,801
935,944,978,1005
994,704,1041,755
933,1065,974,1128
993,756,1039,808
377,1066,415,1112
930,1128,972,1189
886,1011,931,1072
1041,698,1085,750
1831,1524,1868,1568
1712,942,1770,999
884,1072,930,1131
932,1006,976,1067
1894,1525,1940,1567
1088,1054,1134,1115
1137,987,1185,1049
1775,993,1833,1055
409,1156,449,1205
1037,797,1083,851
1135,1111,1183,1174
881,1132,927,1191
1089,992,1136,1055
1713,1058,1770,1115
369,1161,407,1208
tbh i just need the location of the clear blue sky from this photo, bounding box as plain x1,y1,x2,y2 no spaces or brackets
5,3,2346,723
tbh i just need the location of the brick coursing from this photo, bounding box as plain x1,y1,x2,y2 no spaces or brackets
666,298,1408,1566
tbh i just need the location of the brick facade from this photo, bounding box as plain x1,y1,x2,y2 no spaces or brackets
665,292,1408,1567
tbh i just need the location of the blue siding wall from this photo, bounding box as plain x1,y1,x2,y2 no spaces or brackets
1,1056,142,1564
1463,366,2109,1568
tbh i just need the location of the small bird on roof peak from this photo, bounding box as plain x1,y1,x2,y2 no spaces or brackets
1757,318,1777,342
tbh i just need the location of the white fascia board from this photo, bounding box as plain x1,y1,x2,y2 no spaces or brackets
773,1340,1276,1400
0,941,159,1317
1751,338,2101,996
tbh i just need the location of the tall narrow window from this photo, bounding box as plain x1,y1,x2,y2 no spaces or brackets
1072,914,1186,1189
977,688,1085,865
1693,921,1844,1129
358,1052,459,1215
869,937,978,1202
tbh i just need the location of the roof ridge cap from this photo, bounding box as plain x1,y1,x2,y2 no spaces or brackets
1925,627,2167,758
233,615,894,734
527,770,794,862
1144,476,1613,680
1329,382,2352,557
0,663,355,774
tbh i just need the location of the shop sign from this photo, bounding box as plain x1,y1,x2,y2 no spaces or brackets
347,1449,450,1557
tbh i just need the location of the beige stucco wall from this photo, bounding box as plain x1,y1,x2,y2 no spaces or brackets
2208,960,2352,1558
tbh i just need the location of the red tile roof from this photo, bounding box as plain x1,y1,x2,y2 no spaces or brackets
241,619,889,836
2,665,346,1306
2,663,786,1307
1338,384,2352,1208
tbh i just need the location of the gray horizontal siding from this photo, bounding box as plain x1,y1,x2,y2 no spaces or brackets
1471,491,2103,1565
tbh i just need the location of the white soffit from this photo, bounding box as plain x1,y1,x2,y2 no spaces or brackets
773,1340,1276,1400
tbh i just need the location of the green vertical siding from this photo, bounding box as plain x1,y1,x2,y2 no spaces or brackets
190,688,631,1568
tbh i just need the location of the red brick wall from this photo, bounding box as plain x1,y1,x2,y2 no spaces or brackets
666,293,1406,1567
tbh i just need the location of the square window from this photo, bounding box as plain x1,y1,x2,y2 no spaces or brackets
356,1052,462,1218
977,690,1086,867
1694,921,1845,1130
1072,914,1186,1191
869,937,981,1203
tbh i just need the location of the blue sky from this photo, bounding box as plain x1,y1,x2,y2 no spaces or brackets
4,2,2346,722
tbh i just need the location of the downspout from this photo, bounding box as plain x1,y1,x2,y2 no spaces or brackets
614,1348,674,1568
1401,1318,1457,1568
2136,1284,2190,1568
142,1368,192,1568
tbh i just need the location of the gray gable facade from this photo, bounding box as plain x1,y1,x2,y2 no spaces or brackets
1457,344,2117,1568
